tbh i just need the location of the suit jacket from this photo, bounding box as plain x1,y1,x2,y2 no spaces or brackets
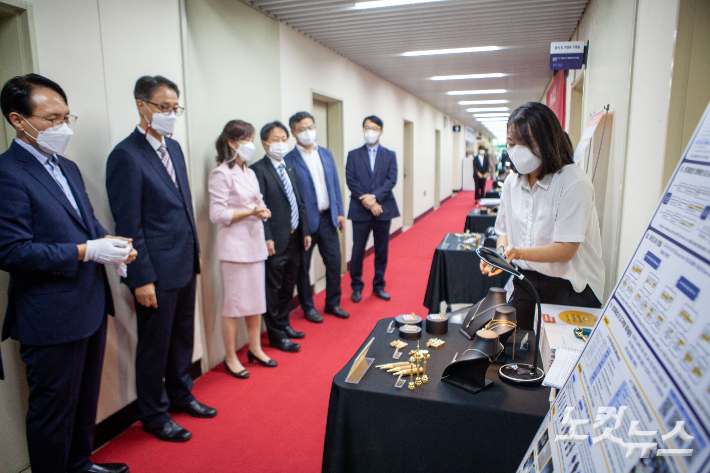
250,156,310,255
473,154,490,178
208,162,269,263
0,141,113,352
284,146,344,232
106,129,200,291
346,144,400,221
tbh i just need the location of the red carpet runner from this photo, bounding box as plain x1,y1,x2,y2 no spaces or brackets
92,191,477,472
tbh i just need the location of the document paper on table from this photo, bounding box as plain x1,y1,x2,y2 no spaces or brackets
516,101,710,473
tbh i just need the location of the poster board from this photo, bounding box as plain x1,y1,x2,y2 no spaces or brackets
517,102,710,473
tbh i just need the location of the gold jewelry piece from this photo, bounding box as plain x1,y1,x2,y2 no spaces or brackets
400,324,419,333
426,338,445,349
574,326,589,342
462,347,493,361
376,362,410,369
402,313,417,322
464,302,509,329
429,313,446,321
390,340,408,348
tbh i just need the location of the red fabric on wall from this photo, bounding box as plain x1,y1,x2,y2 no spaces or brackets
546,70,566,126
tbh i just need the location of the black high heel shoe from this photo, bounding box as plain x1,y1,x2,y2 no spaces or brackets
247,350,278,367
223,359,249,378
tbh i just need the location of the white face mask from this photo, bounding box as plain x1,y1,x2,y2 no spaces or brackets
23,118,73,155
296,129,316,147
144,109,178,136
229,141,256,163
479,150,485,157
267,142,289,160
364,130,380,145
508,145,542,175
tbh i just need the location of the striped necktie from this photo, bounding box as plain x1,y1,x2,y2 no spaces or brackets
277,164,299,230
157,144,178,188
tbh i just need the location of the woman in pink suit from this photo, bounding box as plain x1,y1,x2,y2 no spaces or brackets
209,120,276,378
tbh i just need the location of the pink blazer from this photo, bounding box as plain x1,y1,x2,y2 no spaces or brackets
209,163,269,263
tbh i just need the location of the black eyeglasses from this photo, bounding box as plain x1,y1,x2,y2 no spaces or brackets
143,100,185,116
32,114,78,128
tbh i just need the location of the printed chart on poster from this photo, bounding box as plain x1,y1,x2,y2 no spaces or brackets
517,101,710,473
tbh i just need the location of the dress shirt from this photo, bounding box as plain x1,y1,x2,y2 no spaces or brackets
367,143,379,172
136,125,167,159
296,144,330,211
495,164,604,301
477,154,485,170
14,138,82,218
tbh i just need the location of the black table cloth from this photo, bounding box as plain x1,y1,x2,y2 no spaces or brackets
322,318,551,473
423,233,509,314
464,210,497,233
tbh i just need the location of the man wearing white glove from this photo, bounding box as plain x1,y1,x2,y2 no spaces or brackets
0,75,135,473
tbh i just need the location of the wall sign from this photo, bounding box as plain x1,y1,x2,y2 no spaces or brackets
453,125,461,132
550,41,585,70
465,126,475,143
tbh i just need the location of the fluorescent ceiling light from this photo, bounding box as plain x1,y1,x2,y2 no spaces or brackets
458,100,508,105
473,113,510,118
477,118,509,122
402,46,502,57
447,89,507,96
466,107,509,112
431,73,507,81
355,0,444,9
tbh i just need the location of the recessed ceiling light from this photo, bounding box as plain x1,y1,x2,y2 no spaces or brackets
458,100,509,105
466,107,509,112
431,73,507,81
402,46,503,57
473,113,510,118
446,89,507,96
355,0,444,9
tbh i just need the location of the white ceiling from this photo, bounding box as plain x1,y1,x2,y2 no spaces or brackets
248,0,588,139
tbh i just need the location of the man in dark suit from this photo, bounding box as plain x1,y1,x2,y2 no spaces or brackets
473,145,490,201
346,115,399,303
106,76,216,443
285,112,348,323
252,121,311,352
0,74,133,473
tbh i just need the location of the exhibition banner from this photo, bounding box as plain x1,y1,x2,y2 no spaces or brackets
517,101,710,473
573,108,606,164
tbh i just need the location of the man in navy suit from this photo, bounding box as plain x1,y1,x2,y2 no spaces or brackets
0,74,133,473
106,76,216,443
285,112,349,323
346,116,400,303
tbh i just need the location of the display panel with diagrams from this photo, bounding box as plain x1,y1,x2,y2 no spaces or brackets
517,102,710,473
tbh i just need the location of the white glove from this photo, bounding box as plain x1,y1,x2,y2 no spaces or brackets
84,238,131,265
116,262,128,277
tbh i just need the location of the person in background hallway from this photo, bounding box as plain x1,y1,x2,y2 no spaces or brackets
473,145,490,201
481,102,604,330
346,115,399,303
106,75,216,443
251,121,311,352
0,74,135,473
209,120,276,378
285,112,349,323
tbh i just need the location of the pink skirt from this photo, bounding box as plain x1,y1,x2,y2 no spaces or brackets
220,261,266,317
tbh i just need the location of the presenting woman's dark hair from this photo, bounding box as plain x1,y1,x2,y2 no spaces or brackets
216,120,255,168
507,102,573,177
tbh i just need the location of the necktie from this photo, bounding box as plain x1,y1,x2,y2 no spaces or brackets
277,164,299,230
48,156,82,217
157,144,178,187
370,148,376,172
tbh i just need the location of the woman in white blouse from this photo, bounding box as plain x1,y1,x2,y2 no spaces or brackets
480,102,605,330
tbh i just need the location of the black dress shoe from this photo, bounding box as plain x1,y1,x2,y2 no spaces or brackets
285,326,305,339
88,463,129,473
247,350,278,367
324,306,350,318
223,359,249,378
270,338,301,352
142,420,192,442
304,308,323,323
169,399,217,418
351,291,362,303
373,289,391,301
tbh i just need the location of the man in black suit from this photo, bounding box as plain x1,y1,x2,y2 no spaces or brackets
346,116,399,303
0,74,133,473
106,76,216,443
473,145,490,201
252,122,311,352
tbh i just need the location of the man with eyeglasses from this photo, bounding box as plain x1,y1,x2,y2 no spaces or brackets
106,75,216,443
0,74,134,473
346,115,399,303
285,112,349,324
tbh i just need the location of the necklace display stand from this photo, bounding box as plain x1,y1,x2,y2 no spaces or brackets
441,330,502,394
460,287,508,339
484,306,518,362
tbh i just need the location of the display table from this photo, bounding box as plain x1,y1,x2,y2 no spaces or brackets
464,210,497,233
322,318,551,473
423,233,508,313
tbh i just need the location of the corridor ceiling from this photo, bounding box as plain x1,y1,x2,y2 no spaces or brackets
247,0,588,140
